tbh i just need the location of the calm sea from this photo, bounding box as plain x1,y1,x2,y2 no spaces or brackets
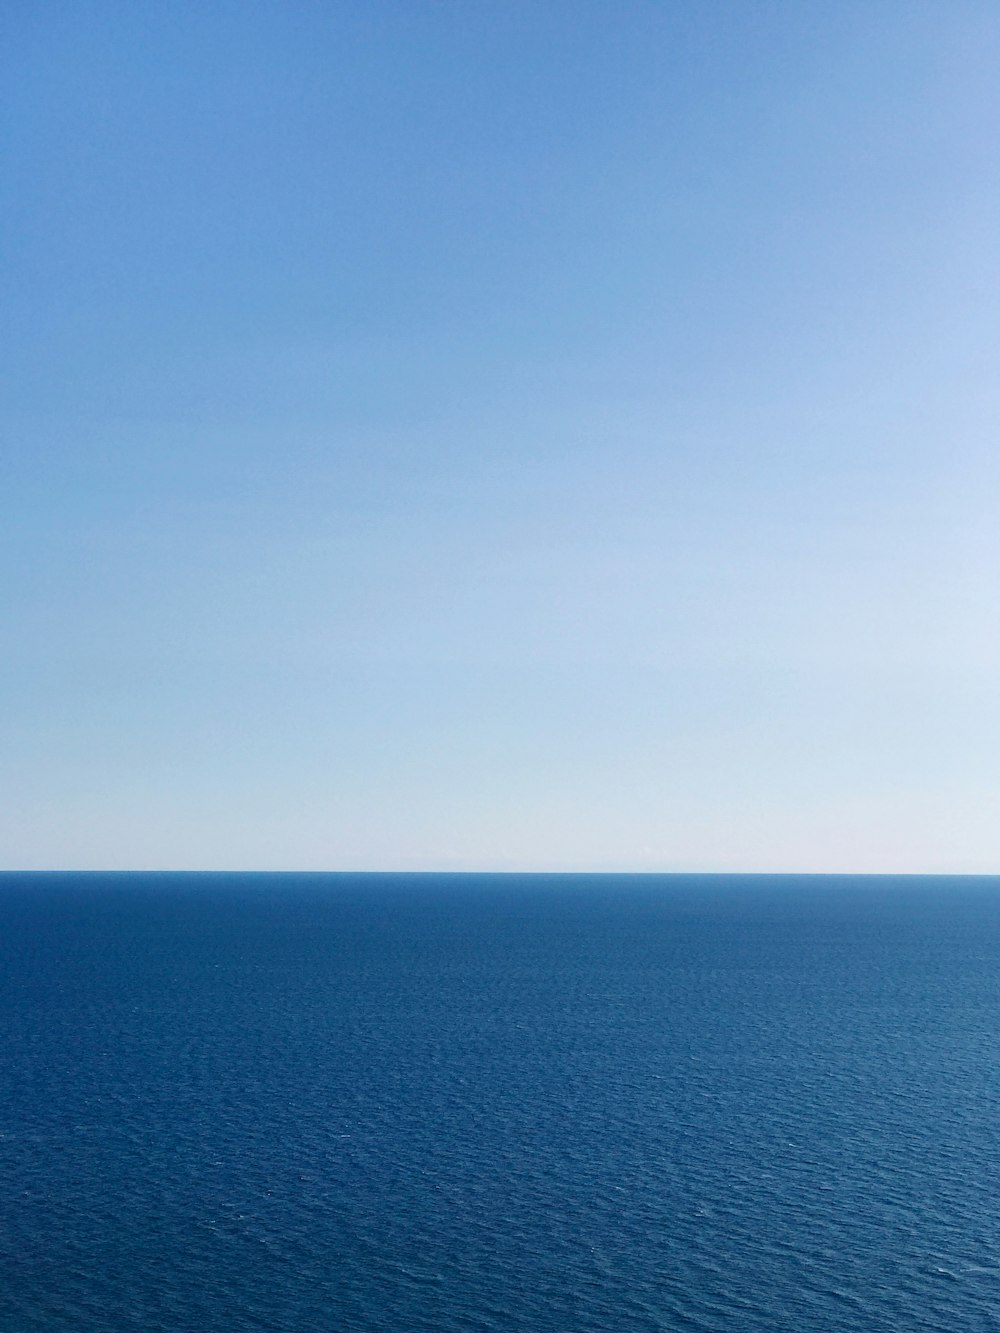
2,872,999,1331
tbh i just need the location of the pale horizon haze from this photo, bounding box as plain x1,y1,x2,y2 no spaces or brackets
4,1,1000,872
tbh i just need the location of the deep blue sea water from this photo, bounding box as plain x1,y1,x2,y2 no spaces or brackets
2,873,1000,1331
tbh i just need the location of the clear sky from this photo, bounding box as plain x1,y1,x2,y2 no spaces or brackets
3,1,999,871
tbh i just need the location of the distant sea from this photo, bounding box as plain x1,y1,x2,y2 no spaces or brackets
2,873,999,1331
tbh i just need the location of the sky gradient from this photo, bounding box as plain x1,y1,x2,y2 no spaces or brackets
4,1,999,871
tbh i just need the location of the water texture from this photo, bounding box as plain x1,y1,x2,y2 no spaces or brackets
1,872,999,1331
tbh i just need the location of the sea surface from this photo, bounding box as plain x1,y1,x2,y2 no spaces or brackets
1,873,999,1331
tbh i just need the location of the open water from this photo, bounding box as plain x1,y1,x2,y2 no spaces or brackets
1,872,999,1331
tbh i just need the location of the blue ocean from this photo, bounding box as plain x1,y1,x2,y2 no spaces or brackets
2,873,999,1331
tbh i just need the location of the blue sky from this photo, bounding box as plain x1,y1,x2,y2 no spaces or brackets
4,1,999,870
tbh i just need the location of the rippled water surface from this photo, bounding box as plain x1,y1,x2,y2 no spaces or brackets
2,872,999,1330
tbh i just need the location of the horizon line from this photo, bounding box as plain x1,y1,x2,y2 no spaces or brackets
2,868,998,879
